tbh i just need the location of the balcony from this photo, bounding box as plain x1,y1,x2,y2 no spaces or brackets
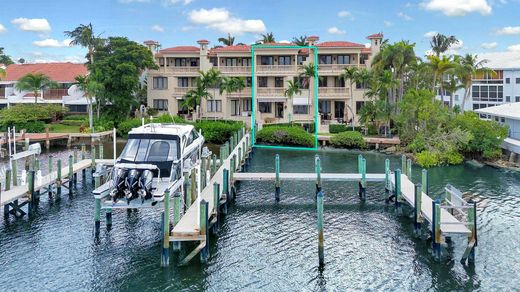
256,65,296,75
162,65,199,75
174,87,196,95
318,64,360,74
227,88,252,97
219,66,251,75
318,87,349,97
43,89,69,100
256,87,285,96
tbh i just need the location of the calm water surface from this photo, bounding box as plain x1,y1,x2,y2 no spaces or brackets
1,146,519,291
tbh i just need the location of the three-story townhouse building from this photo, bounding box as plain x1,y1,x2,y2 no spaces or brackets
146,34,383,130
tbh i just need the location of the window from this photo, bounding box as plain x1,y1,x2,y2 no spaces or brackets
356,101,365,112
293,105,309,114
175,58,186,67
175,58,199,67
294,77,309,89
506,96,511,102
121,138,179,163
279,56,291,65
66,104,87,113
178,77,189,87
148,141,170,161
246,77,252,87
516,96,520,102
153,77,168,89
243,99,252,111
225,58,237,66
319,55,332,64
261,56,273,65
178,100,188,114
318,77,327,87
297,55,306,65
334,77,345,87
501,117,505,123
258,77,268,87
516,78,520,84
455,95,459,101
231,99,240,116
207,100,222,112
153,99,168,111
337,55,350,64
506,78,510,84
275,77,284,88
258,102,272,113
319,100,331,114
241,58,251,66
360,54,369,65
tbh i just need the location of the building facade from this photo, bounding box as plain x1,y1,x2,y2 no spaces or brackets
146,34,383,128
0,62,91,113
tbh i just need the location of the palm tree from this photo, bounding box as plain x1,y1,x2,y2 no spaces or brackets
260,32,275,44
442,74,463,108
15,73,57,103
284,80,301,99
299,63,316,111
430,33,458,57
218,33,235,46
354,68,372,100
427,55,456,101
340,66,359,129
183,79,211,118
292,36,308,46
74,75,103,130
199,68,222,98
0,67,5,80
64,23,96,64
454,54,492,112
219,76,237,99
234,76,246,100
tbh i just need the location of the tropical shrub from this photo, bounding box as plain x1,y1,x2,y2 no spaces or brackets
415,151,440,168
0,104,67,126
0,120,46,133
256,125,314,147
329,131,366,148
65,114,88,121
194,120,243,144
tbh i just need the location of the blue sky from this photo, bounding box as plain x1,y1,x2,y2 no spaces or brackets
1,0,520,65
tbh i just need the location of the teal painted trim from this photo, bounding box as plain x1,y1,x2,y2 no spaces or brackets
251,45,319,150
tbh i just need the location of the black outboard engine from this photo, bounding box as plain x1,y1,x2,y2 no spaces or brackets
125,169,141,203
110,168,128,202
138,169,154,203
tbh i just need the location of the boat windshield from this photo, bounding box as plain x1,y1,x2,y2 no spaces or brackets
120,139,179,162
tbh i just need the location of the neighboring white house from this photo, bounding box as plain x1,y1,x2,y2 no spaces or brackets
475,102,520,163
0,62,91,113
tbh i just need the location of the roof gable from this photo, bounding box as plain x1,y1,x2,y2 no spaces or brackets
4,63,88,83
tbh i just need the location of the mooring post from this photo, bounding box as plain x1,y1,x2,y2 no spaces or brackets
230,136,234,154
81,144,86,177
211,154,217,177
200,199,209,263
414,183,422,236
222,169,229,214
468,200,477,263
2,182,7,217
28,170,35,217
394,169,402,214
73,147,78,185
315,155,321,195
185,174,192,210
94,197,101,236
230,155,236,201
238,147,242,171
275,154,281,202
317,190,324,267
57,159,62,196
406,158,412,178
432,199,441,261
48,155,53,196
91,145,96,173
161,189,170,267
421,169,428,196
11,159,17,186
401,155,406,175
212,182,220,234
201,156,206,189
68,154,74,191
99,143,104,160
224,142,230,159
172,191,181,251
384,159,390,203
5,169,11,191
190,168,197,204
359,157,367,201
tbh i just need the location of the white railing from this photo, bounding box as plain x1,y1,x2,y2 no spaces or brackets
174,87,196,94
318,87,349,96
168,66,199,74
256,65,296,73
318,64,358,73
219,66,251,74
256,87,285,96
227,88,252,97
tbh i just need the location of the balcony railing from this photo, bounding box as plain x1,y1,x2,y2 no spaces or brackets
174,87,196,94
318,87,349,96
256,87,285,96
318,64,359,74
227,88,252,97
43,89,69,100
256,65,296,74
166,66,200,74
219,66,252,74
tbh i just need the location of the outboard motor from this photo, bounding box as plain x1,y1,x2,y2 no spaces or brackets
110,168,128,202
138,169,154,203
125,169,141,203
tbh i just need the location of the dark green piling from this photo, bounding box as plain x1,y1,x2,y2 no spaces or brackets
161,189,170,267
68,154,74,192
212,182,220,234
28,170,35,216
421,169,428,196
317,190,324,267
57,159,62,196
432,199,441,261
468,200,477,262
94,197,101,235
211,154,217,177
414,183,422,236
315,155,321,195
394,169,402,214
172,191,181,251
222,169,229,214
185,174,192,210
359,157,366,201
384,159,390,203
275,154,280,202
200,199,209,263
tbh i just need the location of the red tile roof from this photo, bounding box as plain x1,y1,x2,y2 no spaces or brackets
316,41,365,48
4,63,88,83
361,48,372,54
197,39,209,44
210,45,251,54
367,33,384,39
159,46,200,54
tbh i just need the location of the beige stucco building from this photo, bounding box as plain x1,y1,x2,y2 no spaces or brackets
145,34,383,130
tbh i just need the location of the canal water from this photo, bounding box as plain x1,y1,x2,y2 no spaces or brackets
1,146,519,291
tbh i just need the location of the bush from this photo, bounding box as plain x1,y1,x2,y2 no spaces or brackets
416,151,440,168
265,122,315,134
256,125,314,147
64,114,88,121
1,120,47,133
153,114,186,124
329,131,366,148
117,118,143,137
62,120,84,126
194,120,243,144
329,124,363,134
0,104,67,127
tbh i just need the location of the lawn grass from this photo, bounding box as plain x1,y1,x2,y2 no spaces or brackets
46,123,81,133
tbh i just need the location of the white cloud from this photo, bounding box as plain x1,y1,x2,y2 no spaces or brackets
181,26,194,31
397,12,413,20
337,10,354,19
188,8,266,34
151,24,164,32
481,42,498,49
0,24,6,33
327,26,346,35
424,31,438,38
164,0,192,5
279,40,290,44
508,44,520,51
478,51,520,68
384,21,393,27
11,18,51,32
31,53,86,63
421,0,492,16
33,38,72,47
450,39,464,50
365,43,371,48
495,26,520,35
119,0,150,3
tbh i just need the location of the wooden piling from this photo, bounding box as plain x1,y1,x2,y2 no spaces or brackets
401,155,406,175
468,200,477,262
432,199,441,261
190,168,197,204
384,159,390,203
275,154,280,202
317,190,324,266
231,154,236,201
212,182,220,234
238,147,242,171
28,170,35,216
57,159,62,195
91,145,96,170
5,169,11,191
68,155,74,191
414,183,422,236
211,154,217,177
11,159,17,186
94,198,101,235
201,155,206,189
315,155,321,194
421,169,428,196
222,169,229,214
359,157,367,201
172,191,181,251
99,143,104,160
161,189,170,267
48,155,53,195
200,199,209,263
406,158,412,178
394,169,402,214
185,174,192,210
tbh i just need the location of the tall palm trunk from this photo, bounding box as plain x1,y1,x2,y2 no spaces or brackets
461,87,470,113
449,93,454,108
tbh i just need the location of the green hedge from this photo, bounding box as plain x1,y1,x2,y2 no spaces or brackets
0,104,67,127
264,122,315,133
64,114,88,121
329,131,366,148
329,124,365,134
0,120,46,133
256,125,314,147
194,120,243,144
